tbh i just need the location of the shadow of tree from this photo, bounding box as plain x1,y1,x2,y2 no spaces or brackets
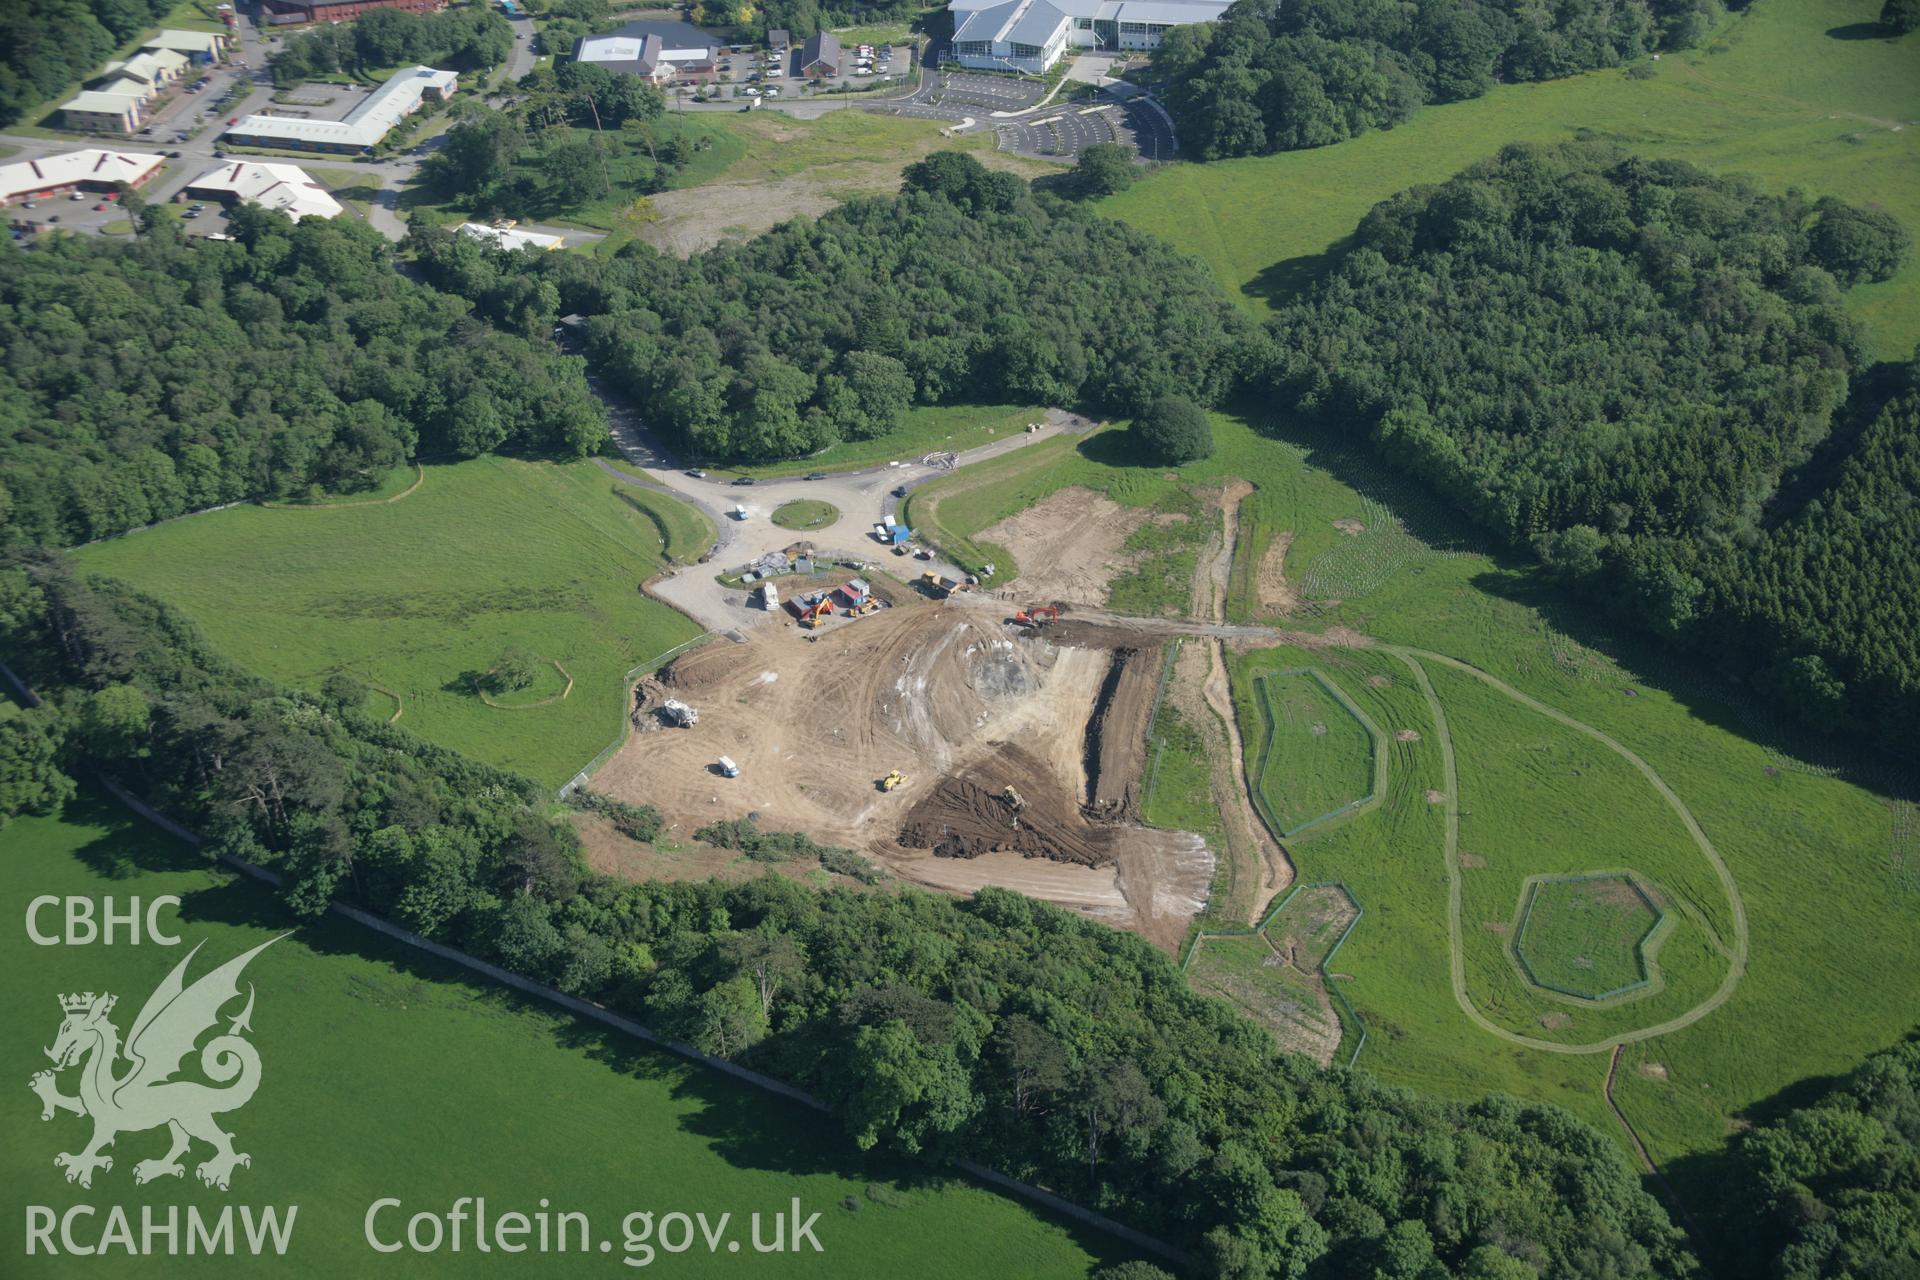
1826,21,1897,39
1242,234,1354,309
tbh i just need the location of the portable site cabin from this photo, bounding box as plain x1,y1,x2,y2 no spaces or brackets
761,582,780,609
717,755,740,778
837,577,870,608
890,525,912,546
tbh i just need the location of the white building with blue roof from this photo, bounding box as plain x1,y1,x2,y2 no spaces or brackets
947,0,1229,74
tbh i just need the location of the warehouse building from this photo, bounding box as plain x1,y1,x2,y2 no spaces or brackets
947,0,1230,74
259,0,444,25
572,34,717,83
1,149,165,206
185,160,344,221
223,66,458,154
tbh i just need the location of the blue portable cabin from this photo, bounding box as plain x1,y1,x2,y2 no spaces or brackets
890,525,912,545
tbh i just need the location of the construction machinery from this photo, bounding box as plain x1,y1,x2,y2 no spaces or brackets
717,756,741,778
879,770,907,792
661,698,698,728
1013,604,1062,627
1001,785,1025,812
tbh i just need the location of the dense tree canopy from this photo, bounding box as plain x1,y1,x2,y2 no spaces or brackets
1134,396,1214,463
411,154,1258,463
270,6,512,86
1725,1032,1920,1279
1152,0,1722,160
0,213,605,548
0,0,179,126
6,559,1698,1280
1264,142,1915,745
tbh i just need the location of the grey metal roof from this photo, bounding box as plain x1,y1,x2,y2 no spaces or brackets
800,30,841,68
1003,0,1071,46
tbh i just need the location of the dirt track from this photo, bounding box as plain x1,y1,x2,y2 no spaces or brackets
1084,647,1159,821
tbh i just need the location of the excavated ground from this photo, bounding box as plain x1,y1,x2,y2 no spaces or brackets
593,603,1213,950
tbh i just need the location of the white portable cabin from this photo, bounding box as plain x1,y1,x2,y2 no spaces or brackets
761,582,779,609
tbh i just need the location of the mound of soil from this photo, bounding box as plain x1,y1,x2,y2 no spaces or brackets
897,744,1115,867
1084,646,1161,822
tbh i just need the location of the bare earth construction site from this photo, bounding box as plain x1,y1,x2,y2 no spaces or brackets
594,598,1213,952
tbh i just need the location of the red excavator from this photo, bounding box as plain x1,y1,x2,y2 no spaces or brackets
1012,604,1062,628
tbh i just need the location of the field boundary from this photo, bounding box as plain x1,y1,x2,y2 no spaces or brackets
1246,668,1386,839
1389,646,1749,1055
1510,871,1674,1004
561,631,726,797
1181,880,1367,1070
92,776,1195,1270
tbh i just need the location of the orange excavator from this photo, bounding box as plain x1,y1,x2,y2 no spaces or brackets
1013,604,1062,628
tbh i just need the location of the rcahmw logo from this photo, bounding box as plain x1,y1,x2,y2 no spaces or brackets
23,933,300,1259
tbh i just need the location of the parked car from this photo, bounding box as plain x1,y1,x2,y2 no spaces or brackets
93,203,109,211
805,472,827,481
46,214,60,222
227,116,239,125
70,192,87,201
183,211,199,219
892,485,908,497
168,150,183,158
686,468,707,478
731,476,756,486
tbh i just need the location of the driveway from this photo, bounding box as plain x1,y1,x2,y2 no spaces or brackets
589,375,1093,633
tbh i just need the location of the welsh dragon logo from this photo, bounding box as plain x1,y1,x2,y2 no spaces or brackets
29,936,284,1191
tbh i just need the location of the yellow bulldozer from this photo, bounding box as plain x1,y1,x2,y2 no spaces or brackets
880,770,908,792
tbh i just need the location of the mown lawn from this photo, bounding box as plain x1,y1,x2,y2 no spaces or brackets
771,499,839,530
0,795,1137,1278
76,457,709,788
1101,0,1920,359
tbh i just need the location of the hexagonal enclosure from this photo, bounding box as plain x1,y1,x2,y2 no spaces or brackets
1514,874,1666,1001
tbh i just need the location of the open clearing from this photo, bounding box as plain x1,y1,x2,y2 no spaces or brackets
1517,875,1667,1000
1185,883,1360,1066
0,795,1135,1277
76,457,706,787
592,601,1212,951
976,487,1154,606
1247,669,1377,837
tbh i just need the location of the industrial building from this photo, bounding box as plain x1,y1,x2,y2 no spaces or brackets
572,34,717,83
0,148,165,206
259,0,444,25
946,0,1230,73
223,66,458,154
184,160,344,221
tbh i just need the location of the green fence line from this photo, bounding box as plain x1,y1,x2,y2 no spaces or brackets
1511,872,1668,1003
1247,668,1386,840
1181,880,1369,1071
559,629,724,798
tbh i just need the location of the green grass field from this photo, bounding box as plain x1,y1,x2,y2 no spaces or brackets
1517,876,1665,999
76,457,708,788
1101,0,1920,360
1248,671,1376,836
975,404,1920,1236
0,795,1134,1277
771,499,839,530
